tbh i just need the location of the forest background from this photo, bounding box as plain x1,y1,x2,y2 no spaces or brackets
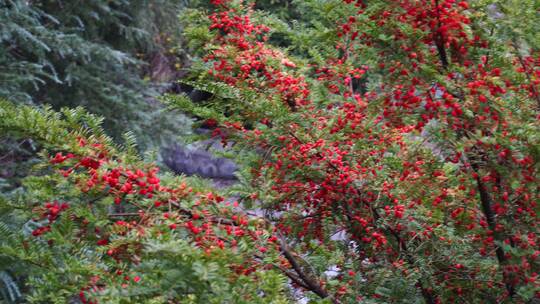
0,0,539,303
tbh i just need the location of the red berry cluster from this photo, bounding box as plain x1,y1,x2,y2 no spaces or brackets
31,201,69,237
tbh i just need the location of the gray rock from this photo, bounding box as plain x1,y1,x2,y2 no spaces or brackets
161,143,237,180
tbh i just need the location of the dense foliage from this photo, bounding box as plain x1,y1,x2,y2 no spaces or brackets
0,0,189,147
0,0,539,303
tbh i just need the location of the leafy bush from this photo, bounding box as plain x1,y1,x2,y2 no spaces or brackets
169,0,540,302
0,99,288,303
0,0,539,303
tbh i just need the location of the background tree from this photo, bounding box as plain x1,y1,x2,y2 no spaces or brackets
0,0,191,148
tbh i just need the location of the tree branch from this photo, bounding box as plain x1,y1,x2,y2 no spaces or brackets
278,234,337,303
471,163,516,297
434,0,449,69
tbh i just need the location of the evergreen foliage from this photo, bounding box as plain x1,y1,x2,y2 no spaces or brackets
0,99,288,303
0,0,539,303
169,0,540,302
0,0,189,145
